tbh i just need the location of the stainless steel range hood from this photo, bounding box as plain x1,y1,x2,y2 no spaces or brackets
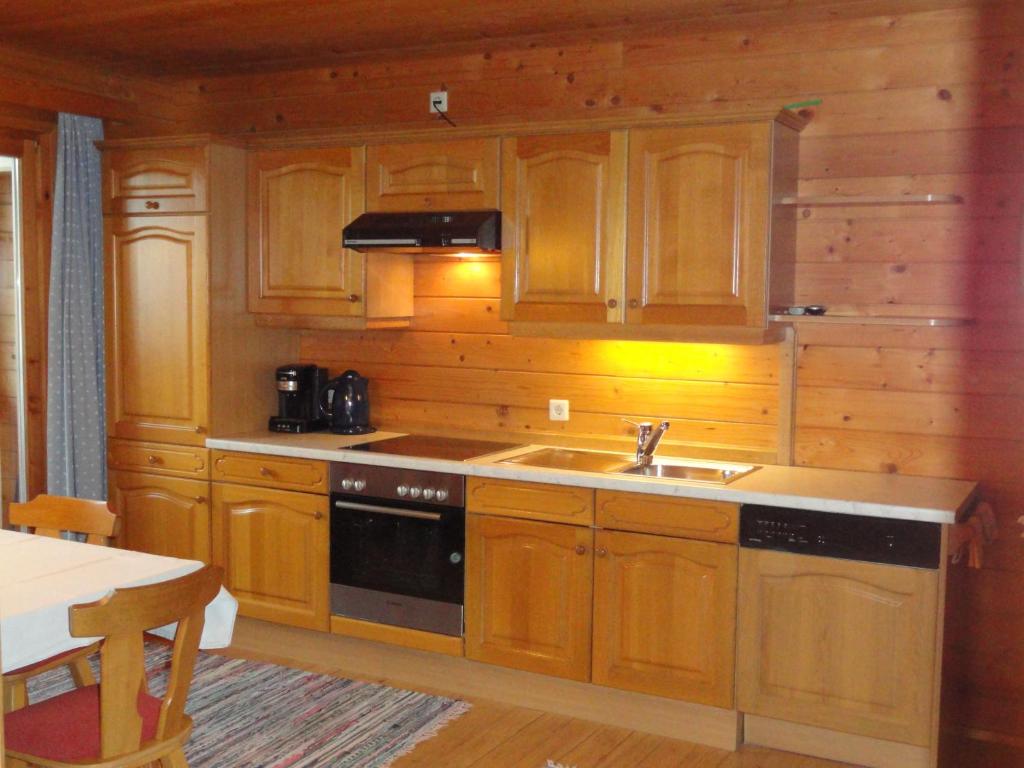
342,210,500,254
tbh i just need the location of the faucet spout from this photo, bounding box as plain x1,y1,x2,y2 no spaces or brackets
638,420,670,465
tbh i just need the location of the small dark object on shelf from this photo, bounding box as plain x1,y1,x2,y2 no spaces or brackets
804,305,827,315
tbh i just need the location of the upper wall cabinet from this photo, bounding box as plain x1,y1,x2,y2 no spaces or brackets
501,132,627,324
247,146,413,325
103,145,208,215
366,138,500,212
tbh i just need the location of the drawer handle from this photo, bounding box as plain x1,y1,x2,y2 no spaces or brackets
259,466,274,477
347,293,361,303
575,544,587,556
144,200,160,210
194,425,205,434
628,298,639,309
596,547,608,557
146,455,162,465
194,496,207,505
314,511,324,520
606,298,618,309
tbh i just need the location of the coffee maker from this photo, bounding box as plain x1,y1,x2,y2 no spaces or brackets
269,364,328,433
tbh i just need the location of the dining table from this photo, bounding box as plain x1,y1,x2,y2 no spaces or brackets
0,528,238,673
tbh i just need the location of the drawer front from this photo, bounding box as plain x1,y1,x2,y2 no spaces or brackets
596,490,738,543
466,477,593,525
211,450,328,494
103,146,208,215
107,439,210,479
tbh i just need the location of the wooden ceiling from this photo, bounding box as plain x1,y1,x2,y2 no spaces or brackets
0,0,976,78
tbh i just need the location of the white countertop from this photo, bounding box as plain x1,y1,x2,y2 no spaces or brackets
206,432,977,525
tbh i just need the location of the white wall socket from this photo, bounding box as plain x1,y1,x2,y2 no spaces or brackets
430,90,448,114
549,399,570,422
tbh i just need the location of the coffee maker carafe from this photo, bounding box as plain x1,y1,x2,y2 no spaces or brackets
321,370,375,435
269,364,328,433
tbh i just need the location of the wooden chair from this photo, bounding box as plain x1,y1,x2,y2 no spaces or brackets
3,565,223,768
3,495,120,713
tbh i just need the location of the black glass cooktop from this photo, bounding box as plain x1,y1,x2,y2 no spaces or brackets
349,434,520,462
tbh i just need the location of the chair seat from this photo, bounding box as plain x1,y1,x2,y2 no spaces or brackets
4,646,91,679
4,684,161,762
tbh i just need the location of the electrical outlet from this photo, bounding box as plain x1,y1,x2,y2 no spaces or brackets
430,90,448,114
549,399,570,422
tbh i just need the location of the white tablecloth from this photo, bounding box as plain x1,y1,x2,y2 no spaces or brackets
0,529,238,672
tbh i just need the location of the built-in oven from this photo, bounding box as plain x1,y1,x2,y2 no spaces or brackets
329,461,465,636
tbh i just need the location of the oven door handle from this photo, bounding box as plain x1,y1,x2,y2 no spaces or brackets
332,499,443,521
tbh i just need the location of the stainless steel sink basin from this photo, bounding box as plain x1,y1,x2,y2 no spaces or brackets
498,447,634,474
617,462,758,484
498,447,759,484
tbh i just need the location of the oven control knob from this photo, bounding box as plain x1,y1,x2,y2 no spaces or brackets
341,478,354,491
409,486,422,499
396,485,409,497
422,488,436,501
353,479,366,492
435,489,448,502
450,552,463,564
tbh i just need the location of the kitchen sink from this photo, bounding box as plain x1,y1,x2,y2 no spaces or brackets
498,447,634,474
498,447,759,484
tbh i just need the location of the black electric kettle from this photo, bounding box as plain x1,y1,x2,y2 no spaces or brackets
320,370,375,435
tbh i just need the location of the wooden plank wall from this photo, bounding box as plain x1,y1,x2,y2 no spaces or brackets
185,0,1024,756
0,171,17,517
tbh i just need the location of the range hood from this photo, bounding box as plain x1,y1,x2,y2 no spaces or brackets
342,210,500,255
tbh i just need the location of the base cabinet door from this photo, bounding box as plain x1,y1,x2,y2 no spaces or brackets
592,530,736,708
465,514,593,681
109,470,211,562
736,548,939,746
211,483,329,631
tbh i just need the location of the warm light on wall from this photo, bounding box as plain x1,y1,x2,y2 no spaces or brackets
589,339,759,380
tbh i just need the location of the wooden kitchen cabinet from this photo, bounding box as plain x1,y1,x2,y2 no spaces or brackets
736,548,939,746
106,215,210,446
211,482,330,631
109,471,211,562
626,121,772,327
466,476,594,525
465,514,594,681
500,131,627,324
366,137,499,212
102,144,208,215
592,529,736,707
247,145,413,326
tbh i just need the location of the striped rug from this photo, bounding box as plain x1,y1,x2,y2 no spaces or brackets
28,643,471,767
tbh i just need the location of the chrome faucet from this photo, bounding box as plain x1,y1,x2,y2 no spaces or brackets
625,419,670,466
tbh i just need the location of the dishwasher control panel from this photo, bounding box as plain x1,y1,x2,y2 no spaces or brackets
740,504,942,569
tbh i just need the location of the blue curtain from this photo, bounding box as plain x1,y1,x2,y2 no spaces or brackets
46,113,106,499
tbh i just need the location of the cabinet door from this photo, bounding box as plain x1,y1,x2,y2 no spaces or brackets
109,470,211,562
366,138,499,212
247,147,367,317
736,548,939,745
105,215,209,445
626,123,770,327
211,483,329,631
465,514,593,680
592,530,736,707
501,132,626,323
103,145,207,215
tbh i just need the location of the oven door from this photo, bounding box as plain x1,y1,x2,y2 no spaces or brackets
329,494,465,635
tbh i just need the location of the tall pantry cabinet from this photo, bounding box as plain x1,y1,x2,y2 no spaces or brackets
101,136,295,561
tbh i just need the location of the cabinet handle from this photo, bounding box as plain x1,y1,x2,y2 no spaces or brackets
194,496,207,505
596,547,608,557
606,298,618,309
146,454,161,465
574,544,587,556
194,426,205,434
144,200,160,210
259,466,274,477
347,293,361,303
628,298,639,309
314,511,324,520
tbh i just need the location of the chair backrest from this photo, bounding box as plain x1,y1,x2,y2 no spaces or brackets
69,565,223,759
9,494,119,545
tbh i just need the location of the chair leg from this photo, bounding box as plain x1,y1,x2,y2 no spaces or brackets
159,747,190,767
68,654,97,687
3,677,28,712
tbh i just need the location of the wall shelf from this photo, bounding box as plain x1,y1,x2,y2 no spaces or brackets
770,314,973,327
777,194,963,206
